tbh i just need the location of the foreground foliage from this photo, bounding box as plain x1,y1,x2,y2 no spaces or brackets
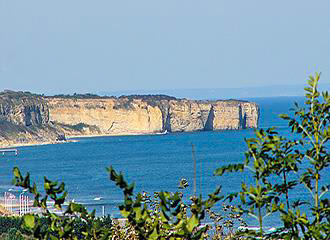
215,73,329,239
108,166,223,239
0,216,32,240
9,73,329,239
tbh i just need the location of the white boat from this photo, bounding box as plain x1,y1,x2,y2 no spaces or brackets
156,130,168,135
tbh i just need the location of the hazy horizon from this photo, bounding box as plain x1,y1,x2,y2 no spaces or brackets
2,82,329,100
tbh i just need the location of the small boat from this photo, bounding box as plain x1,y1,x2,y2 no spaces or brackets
93,197,102,201
156,130,168,135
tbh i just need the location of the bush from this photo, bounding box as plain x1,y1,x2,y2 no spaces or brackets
0,217,23,235
4,228,25,240
215,73,329,239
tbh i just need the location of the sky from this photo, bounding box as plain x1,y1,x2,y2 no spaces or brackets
0,0,329,97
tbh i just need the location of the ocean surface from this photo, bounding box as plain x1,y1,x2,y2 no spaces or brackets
1,96,329,229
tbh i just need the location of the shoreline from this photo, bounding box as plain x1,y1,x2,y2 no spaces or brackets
0,131,163,149
0,139,78,150
66,131,164,139
0,128,250,149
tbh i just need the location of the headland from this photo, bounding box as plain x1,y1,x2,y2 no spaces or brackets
0,91,259,148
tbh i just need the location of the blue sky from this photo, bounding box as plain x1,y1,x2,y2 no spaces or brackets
0,0,329,96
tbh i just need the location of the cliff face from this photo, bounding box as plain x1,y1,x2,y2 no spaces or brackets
0,91,259,147
0,94,48,125
47,98,163,135
163,100,259,132
47,96,259,136
0,91,64,147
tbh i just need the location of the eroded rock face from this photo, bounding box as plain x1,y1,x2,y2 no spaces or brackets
47,98,164,135
0,92,49,126
47,97,259,136
163,100,259,132
0,91,63,147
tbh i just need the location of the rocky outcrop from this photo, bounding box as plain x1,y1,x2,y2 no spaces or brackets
0,91,64,147
47,96,259,136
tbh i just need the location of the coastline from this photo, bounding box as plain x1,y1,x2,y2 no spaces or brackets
0,131,162,149
66,131,163,139
0,139,78,150
0,128,246,149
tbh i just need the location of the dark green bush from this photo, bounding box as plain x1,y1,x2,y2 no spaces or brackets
4,228,25,240
0,217,23,235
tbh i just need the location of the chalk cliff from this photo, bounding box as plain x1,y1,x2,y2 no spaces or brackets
47,95,259,136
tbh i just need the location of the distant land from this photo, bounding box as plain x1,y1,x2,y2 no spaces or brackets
99,83,330,100
0,90,259,148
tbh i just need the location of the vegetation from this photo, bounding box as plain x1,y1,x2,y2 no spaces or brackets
49,93,114,99
57,122,99,133
0,216,33,240
0,90,42,99
119,95,177,101
113,99,136,110
215,73,329,239
113,95,177,109
6,73,329,239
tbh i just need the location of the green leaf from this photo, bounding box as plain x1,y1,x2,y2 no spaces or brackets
187,215,199,233
44,182,50,190
148,228,159,240
279,114,290,120
13,167,21,178
24,214,35,229
120,209,130,218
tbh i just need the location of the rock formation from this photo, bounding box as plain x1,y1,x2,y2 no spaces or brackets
0,91,64,147
0,92,259,147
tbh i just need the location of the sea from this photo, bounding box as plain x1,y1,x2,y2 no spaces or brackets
0,96,329,229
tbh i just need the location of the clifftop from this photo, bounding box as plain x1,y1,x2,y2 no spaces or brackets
119,94,178,101
0,90,43,105
48,93,114,99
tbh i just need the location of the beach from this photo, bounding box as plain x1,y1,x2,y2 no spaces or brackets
0,130,166,150
0,139,78,150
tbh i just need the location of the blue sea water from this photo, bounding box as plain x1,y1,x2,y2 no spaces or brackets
0,96,328,229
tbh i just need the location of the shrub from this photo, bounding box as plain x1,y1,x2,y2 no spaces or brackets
215,73,329,239
4,228,25,240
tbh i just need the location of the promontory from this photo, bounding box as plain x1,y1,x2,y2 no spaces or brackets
0,91,259,147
